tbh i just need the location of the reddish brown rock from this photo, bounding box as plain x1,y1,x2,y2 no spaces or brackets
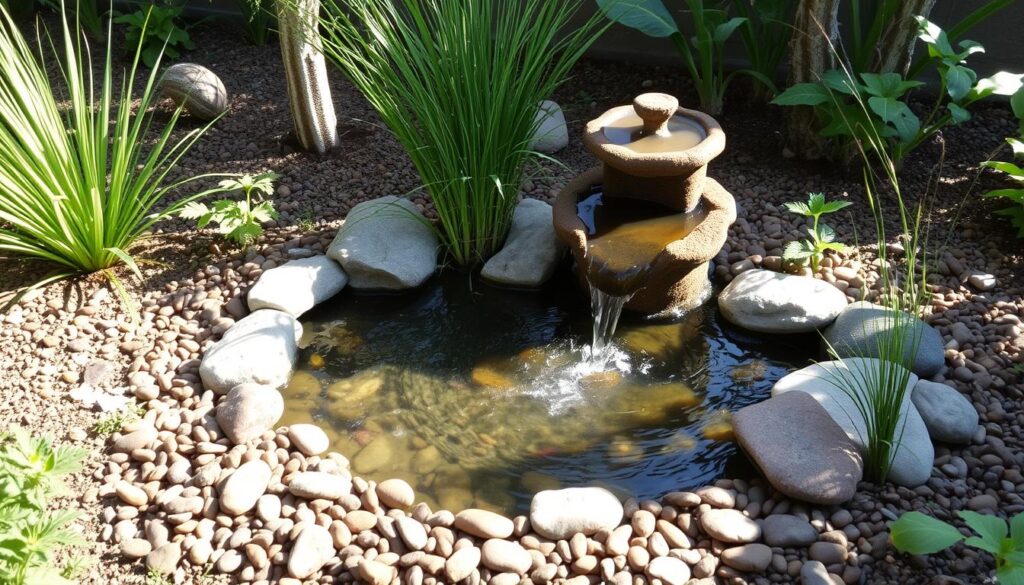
733,391,862,505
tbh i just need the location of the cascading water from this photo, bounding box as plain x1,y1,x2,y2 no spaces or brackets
589,283,631,360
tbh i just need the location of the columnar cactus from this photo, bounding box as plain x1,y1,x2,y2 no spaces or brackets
784,0,839,160
277,0,338,154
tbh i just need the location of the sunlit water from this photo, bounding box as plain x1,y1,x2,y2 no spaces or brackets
280,270,815,515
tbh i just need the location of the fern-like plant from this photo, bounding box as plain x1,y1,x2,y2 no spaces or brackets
0,428,87,585
180,172,280,246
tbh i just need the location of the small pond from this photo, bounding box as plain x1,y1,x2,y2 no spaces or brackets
279,269,816,515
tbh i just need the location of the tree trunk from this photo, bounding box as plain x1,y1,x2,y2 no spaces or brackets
278,0,339,154
873,0,936,75
785,0,840,160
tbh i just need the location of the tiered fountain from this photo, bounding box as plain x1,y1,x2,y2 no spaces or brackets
553,92,737,348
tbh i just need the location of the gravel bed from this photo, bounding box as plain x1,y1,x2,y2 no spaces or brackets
0,18,1021,585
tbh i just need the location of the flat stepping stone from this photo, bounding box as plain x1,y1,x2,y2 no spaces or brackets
481,199,564,287
772,358,934,487
247,255,347,317
327,196,438,290
718,269,847,333
734,391,862,505
199,309,301,393
823,301,944,376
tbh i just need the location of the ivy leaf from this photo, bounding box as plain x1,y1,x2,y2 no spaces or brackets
861,72,912,99
917,17,955,59
772,83,830,106
818,224,837,244
948,103,971,124
972,72,1024,100
868,96,920,143
821,69,858,95
890,511,965,554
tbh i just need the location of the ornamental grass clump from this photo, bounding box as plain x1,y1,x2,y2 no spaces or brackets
316,0,607,268
0,2,225,305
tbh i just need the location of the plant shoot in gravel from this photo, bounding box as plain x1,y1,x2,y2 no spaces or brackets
0,3,226,309
180,172,280,247
782,192,852,272
316,0,607,268
114,2,194,68
0,427,87,585
981,87,1024,237
891,510,1024,584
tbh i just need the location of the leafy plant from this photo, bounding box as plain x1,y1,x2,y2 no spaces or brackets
0,3,225,309
981,87,1024,237
891,510,1024,584
91,403,143,436
773,17,1022,166
597,0,774,115
180,172,280,246
729,0,793,102
782,192,852,272
317,0,607,268
0,427,87,585
114,2,194,67
235,0,274,46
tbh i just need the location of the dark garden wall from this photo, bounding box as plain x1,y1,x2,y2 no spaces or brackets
176,0,1021,80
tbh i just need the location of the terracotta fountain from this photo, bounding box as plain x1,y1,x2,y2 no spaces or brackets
553,93,737,315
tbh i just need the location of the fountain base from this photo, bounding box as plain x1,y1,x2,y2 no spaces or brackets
553,166,737,315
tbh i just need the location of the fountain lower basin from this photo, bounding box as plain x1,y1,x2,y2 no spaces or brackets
280,269,813,515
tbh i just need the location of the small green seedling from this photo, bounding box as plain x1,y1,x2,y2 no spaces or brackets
782,192,852,272
181,172,280,247
891,510,1024,584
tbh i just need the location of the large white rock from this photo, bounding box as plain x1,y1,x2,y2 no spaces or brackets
529,487,623,540
911,380,978,444
528,100,568,153
287,524,336,579
718,269,847,333
481,199,563,287
327,196,438,290
219,460,271,515
199,309,302,393
772,358,933,487
247,255,347,317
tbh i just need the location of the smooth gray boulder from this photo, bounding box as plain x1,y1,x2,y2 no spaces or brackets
911,380,978,444
718,269,847,333
772,358,933,487
216,383,284,444
199,310,301,393
247,255,347,317
528,100,568,154
823,301,945,377
327,196,438,290
481,199,563,287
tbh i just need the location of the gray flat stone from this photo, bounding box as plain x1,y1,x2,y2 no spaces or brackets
719,269,848,333
199,309,301,393
734,391,862,505
247,255,347,317
823,301,944,376
481,199,563,287
327,196,438,290
772,358,933,487
911,380,978,444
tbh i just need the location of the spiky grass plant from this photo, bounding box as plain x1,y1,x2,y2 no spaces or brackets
316,0,607,268
0,2,225,307
816,38,933,484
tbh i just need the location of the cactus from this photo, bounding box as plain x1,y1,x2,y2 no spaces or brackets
277,0,338,154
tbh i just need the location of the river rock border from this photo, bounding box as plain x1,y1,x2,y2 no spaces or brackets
91,201,1016,585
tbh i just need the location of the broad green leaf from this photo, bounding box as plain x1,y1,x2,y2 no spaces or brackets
890,512,964,554
818,224,837,243
998,565,1024,585
596,0,679,37
945,65,974,101
965,535,1001,554
948,103,970,124
783,240,814,261
984,189,1024,202
868,97,920,143
821,69,857,95
1015,513,1024,550
819,200,853,214
1009,138,1024,158
1006,550,1024,566
783,201,811,216
713,17,747,44
771,83,830,106
958,39,985,59
861,72,907,98
983,161,1024,176
917,17,954,58
1011,87,1024,121
806,192,826,214
959,511,1008,549
178,201,210,219
972,72,1024,99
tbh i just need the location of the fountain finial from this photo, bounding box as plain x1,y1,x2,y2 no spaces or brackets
633,93,678,137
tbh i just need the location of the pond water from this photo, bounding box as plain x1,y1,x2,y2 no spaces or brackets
279,269,815,515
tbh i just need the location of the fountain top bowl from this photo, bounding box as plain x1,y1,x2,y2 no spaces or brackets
583,93,725,179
